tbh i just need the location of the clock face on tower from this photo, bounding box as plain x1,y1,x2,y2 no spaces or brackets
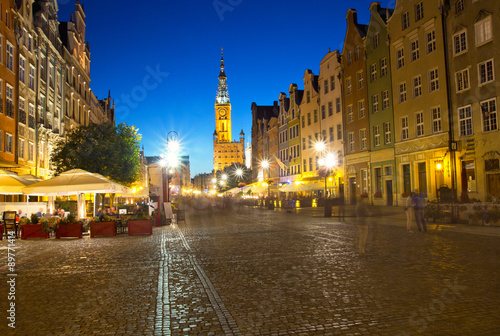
219,108,227,118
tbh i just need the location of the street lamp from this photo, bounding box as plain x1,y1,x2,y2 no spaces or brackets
261,159,270,196
319,152,337,198
162,131,180,205
436,161,443,211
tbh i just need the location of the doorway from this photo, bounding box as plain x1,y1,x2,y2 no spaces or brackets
386,180,393,206
349,177,357,204
487,174,500,198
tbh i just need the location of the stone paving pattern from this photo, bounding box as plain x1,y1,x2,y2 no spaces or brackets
1,203,499,335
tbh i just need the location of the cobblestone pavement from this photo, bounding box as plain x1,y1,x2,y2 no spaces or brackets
1,204,499,335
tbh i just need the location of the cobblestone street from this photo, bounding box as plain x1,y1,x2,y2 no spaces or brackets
1,205,500,335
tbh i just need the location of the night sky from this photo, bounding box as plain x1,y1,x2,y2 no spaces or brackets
57,0,391,176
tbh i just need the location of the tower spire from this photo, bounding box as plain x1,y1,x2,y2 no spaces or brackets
216,48,229,104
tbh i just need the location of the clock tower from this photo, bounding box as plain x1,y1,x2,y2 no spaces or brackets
213,49,245,172
215,49,231,142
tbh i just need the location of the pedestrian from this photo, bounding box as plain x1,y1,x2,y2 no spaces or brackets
405,193,414,233
414,193,428,233
338,195,345,221
356,197,371,254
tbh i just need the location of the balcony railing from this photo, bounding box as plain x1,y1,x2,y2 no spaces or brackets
19,110,27,124
28,116,35,129
6,102,14,118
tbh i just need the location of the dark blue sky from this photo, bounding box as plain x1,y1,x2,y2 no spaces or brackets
57,0,392,176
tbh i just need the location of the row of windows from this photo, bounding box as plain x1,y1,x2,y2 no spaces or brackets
458,98,497,136
302,125,342,151
372,123,392,147
396,29,436,70
456,58,494,93
453,15,491,57
402,2,424,31
398,68,439,103
400,106,443,141
302,151,344,173
371,90,391,113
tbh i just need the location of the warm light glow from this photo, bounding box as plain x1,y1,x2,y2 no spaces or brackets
314,141,326,152
221,174,228,180
235,168,243,177
436,163,443,170
212,178,217,183
261,160,270,169
324,152,336,168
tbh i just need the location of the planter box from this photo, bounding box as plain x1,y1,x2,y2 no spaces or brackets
56,223,83,239
128,220,153,236
90,221,116,238
21,224,49,239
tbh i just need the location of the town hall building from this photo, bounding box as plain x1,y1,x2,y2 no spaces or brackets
213,50,245,172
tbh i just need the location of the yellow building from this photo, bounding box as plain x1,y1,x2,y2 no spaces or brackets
213,50,245,172
388,0,452,203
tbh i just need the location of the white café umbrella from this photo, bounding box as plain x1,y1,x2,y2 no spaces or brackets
22,169,132,219
0,169,42,216
0,169,40,194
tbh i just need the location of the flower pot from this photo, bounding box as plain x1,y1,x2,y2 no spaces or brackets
90,221,116,238
21,224,49,239
128,220,153,236
56,223,83,239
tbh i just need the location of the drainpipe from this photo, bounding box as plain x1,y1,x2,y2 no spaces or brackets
440,1,458,219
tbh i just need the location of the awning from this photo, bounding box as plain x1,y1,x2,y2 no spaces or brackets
0,169,40,194
22,169,132,196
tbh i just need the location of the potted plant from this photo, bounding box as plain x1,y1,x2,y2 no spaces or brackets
55,213,83,239
21,217,50,239
127,212,153,236
90,214,116,238
489,206,500,226
360,192,369,198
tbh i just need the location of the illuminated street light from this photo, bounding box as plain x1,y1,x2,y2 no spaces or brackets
319,152,337,198
162,131,180,204
314,141,326,152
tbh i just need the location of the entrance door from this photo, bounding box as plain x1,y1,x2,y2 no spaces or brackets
487,174,500,198
386,180,393,206
349,177,357,204
418,162,427,195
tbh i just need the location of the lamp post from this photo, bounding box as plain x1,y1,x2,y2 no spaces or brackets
435,161,443,211
319,152,337,197
162,131,179,206
261,159,270,196
319,152,337,217
315,140,327,198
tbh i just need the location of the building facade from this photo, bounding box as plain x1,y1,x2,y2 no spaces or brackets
388,0,452,203
446,0,500,201
0,0,19,172
342,9,370,204
0,0,115,185
318,49,344,197
366,3,396,205
299,70,321,182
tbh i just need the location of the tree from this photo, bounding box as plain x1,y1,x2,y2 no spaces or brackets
51,122,142,186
